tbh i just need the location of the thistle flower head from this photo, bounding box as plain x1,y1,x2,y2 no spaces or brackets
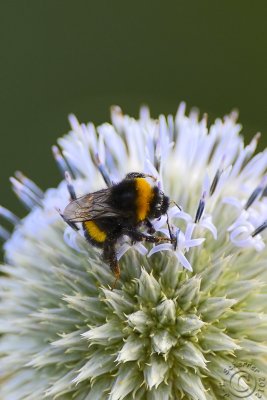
1,104,267,399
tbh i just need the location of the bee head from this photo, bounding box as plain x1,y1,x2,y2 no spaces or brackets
125,172,157,181
150,189,170,218
125,172,169,220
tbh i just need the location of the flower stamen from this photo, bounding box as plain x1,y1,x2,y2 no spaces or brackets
94,152,112,187
194,192,206,223
252,220,267,237
0,225,10,240
244,176,267,210
0,205,20,225
65,171,77,201
52,145,71,179
209,157,225,196
9,175,43,208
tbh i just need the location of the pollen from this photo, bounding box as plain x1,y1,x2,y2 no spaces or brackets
135,178,154,221
84,221,107,242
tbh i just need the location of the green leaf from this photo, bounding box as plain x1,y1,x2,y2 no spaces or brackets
175,276,201,310
176,315,205,336
174,341,207,369
156,299,176,325
127,310,151,334
138,269,161,304
116,335,148,363
151,330,177,354
102,288,135,317
73,349,116,383
198,297,236,321
109,363,142,400
177,370,207,400
144,355,169,389
83,319,123,344
200,327,240,352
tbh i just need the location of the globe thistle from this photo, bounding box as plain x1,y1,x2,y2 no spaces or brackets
1,104,267,400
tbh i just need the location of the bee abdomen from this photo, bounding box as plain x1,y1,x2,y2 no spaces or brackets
83,221,107,246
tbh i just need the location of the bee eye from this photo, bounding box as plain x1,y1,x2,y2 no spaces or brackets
160,195,170,214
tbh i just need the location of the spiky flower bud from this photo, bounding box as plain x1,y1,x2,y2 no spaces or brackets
1,104,267,399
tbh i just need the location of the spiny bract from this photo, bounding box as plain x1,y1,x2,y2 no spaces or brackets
0,104,267,400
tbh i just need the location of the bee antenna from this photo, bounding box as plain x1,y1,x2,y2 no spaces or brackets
145,174,157,181
170,200,182,211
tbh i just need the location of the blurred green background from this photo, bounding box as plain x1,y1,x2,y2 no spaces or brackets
0,1,267,217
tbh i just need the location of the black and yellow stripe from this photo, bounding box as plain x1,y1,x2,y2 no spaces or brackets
135,178,154,222
84,221,107,244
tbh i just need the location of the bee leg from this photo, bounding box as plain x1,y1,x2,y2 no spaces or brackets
123,228,171,244
103,242,120,290
142,233,171,244
144,219,155,234
166,213,177,250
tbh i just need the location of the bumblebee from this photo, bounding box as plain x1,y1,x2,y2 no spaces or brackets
62,172,171,286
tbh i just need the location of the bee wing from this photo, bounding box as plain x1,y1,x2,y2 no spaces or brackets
63,188,126,222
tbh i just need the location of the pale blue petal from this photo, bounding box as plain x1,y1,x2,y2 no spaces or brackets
185,238,205,248
176,251,193,271
201,219,217,239
148,243,173,257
